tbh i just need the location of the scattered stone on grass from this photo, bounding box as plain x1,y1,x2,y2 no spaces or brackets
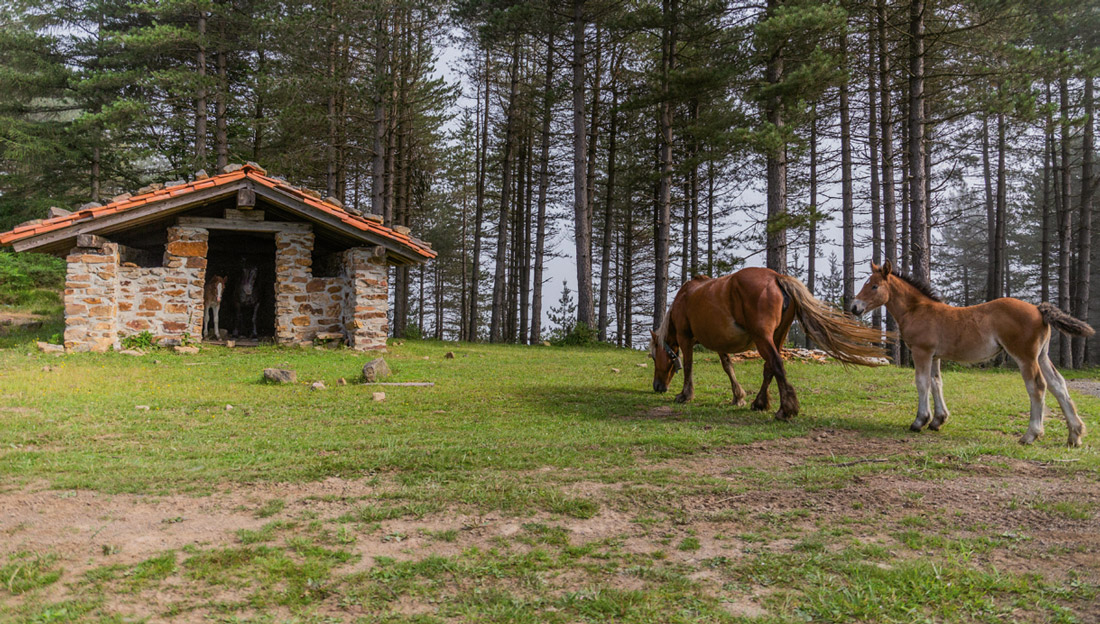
135,405,150,411
337,378,347,386
174,346,199,355
445,351,455,359
372,392,386,402
542,341,551,346
225,405,234,411
263,368,297,384
119,349,144,356
37,341,64,354
226,340,236,348
636,362,647,368
362,358,392,383
310,381,326,391
611,368,621,373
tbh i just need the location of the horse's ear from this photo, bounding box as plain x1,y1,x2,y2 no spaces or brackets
870,261,880,273
881,260,892,277
650,330,658,341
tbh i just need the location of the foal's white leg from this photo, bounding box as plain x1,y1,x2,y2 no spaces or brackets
910,349,934,432
928,357,950,431
1038,341,1086,447
1014,355,1048,445
213,303,221,340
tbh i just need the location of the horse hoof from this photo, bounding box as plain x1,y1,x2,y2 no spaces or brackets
928,418,946,431
674,394,690,404
733,398,746,407
774,409,794,421
1019,432,1041,445
1068,437,1083,448
909,423,924,433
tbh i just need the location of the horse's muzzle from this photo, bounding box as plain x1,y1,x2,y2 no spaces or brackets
849,301,866,316
653,380,667,393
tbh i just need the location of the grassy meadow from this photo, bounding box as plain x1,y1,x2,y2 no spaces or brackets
0,320,1098,622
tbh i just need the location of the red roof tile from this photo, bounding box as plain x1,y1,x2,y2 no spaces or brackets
0,165,435,260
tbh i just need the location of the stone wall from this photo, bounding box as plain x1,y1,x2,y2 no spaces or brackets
60,224,395,352
63,243,120,352
343,247,389,351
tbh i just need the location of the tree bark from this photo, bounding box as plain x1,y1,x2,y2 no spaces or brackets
982,113,996,300
868,22,881,331
1059,74,1072,366
654,0,676,326
840,28,854,308
598,73,618,342
879,0,899,364
531,36,553,345
468,48,490,341
764,0,786,274
572,0,595,328
1074,75,1094,366
994,106,1007,302
490,41,521,342
196,9,208,170
907,0,929,282
215,47,228,171
1042,82,1053,304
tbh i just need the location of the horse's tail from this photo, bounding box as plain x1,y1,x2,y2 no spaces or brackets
775,274,892,366
1037,302,1095,337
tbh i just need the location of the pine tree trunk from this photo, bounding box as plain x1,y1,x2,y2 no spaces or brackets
490,41,521,343
530,36,553,345
690,101,699,277
1059,74,1073,367
520,132,533,345
91,147,100,202
371,18,387,216
995,107,1007,303
1074,76,1094,366
468,49,490,341
654,0,676,326
907,0,929,282
196,9,208,170
764,0,786,274
326,1,338,198
878,0,900,364
215,48,228,171
807,108,818,349
840,29,854,308
572,0,595,328
598,77,618,342
868,24,882,331
982,114,996,300
1042,83,1053,304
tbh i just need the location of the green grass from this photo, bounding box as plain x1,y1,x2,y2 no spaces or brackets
1,333,1098,622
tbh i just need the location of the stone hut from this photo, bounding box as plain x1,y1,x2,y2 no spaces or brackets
0,164,435,352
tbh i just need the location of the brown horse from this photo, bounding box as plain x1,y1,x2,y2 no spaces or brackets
203,275,227,340
851,261,1093,447
649,267,888,420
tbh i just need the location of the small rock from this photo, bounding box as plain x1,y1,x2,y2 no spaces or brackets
174,346,199,355
194,169,209,180
372,392,386,402
135,405,150,411
362,357,392,383
263,368,297,384
41,365,51,372
636,363,647,368
36,341,64,354
310,381,326,391
444,351,455,359
47,206,72,218
226,340,236,348
153,359,161,365
542,341,551,347
337,378,347,386
119,349,144,356
422,356,430,360
611,368,621,373
225,404,234,411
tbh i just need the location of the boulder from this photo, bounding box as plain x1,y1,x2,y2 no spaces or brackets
47,206,72,219
119,349,145,356
263,368,297,384
362,357,391,383
174,346,200,355
372,392,386,402
36,341,64,354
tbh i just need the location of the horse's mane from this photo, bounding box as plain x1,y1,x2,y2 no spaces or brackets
890,268,942,302
651,307,672,355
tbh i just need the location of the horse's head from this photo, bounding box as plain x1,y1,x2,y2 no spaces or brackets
210,275,227,301
648,329,681,393
239,266,258,298
851,260,892,316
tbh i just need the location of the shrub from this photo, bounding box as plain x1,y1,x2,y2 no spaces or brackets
122,331,157,351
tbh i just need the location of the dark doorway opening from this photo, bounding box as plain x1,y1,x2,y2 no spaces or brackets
205,232,277,340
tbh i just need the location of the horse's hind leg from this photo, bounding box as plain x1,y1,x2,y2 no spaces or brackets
910,349,934,432
754,337,798,420
751,360,772,412
675,339,696,404
719,353,747,406
928,358,950,430
1037,340,1086,447
1015,354,1048,445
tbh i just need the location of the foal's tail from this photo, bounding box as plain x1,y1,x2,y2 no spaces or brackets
1037,302,1096,337
776,274,892,366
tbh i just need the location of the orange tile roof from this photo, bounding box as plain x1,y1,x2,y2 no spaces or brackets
0,164,436,260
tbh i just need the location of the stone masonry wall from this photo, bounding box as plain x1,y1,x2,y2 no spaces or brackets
274,230,315,345
116,226,208,344
63,243,120,352
343,247,389,351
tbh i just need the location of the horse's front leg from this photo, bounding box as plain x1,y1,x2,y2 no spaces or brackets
675,340,695,404
910,348,934,431
212,303,221,340
250,304,259,338
719,353,747,406
928,357,950,430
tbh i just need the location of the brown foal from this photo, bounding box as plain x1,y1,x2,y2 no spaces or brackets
851,261,1093,447
650,267,886,420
